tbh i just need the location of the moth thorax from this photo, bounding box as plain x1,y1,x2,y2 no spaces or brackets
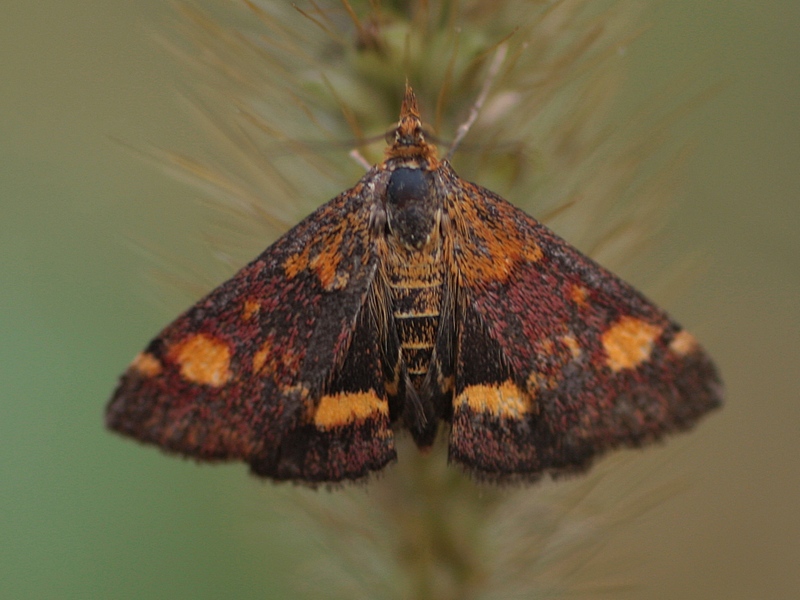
385,167,440,249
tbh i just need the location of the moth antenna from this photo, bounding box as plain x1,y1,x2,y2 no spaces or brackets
349,148,372,171
446,43,508,161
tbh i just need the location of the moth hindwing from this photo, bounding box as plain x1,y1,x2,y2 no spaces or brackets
106,86,722,484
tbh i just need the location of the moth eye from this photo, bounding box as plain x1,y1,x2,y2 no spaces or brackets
385,129,396,144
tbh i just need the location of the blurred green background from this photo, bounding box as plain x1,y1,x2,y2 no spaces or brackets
2,1,798,599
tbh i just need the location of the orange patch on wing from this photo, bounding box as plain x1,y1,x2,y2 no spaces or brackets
538,338,555,355
280,348,302,373
242,299,260,320
523,242,544,263
313,390,389,430
282,210,365,290
170,333,232,387
309,248,350,290
451,190,543,285
570,284,590,307
669,330,698,356
130,352,162,377
602,316,663,372
283,247,310,279
561,334,582,359
252,339,272,373
252,340,302,377
525,371,556,399
456,381,533,418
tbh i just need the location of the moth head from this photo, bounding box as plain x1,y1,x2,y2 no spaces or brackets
385,85,439,164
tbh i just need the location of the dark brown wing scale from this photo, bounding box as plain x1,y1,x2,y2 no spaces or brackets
107,86,721,484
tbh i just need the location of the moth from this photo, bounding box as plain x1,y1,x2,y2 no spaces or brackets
106,86,722,483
